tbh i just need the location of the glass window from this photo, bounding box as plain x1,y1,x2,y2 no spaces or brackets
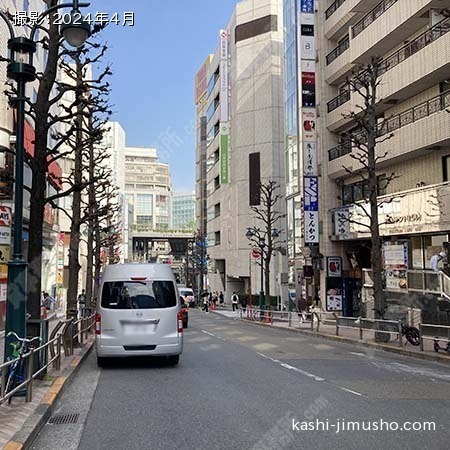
101,281,176,310
136,194,153,215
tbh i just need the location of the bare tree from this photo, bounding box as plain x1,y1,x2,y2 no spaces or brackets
336,57,397,321
246,180,285,307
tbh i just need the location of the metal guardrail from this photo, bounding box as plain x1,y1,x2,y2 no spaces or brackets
0,313,96,405
419,323,450,352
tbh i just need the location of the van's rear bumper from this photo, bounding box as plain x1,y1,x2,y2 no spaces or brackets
96,338,183,357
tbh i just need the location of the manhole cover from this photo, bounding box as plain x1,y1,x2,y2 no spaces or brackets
48,413,80,425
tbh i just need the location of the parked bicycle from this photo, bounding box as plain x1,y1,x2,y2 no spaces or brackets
4,331,41,404
433,338,450,355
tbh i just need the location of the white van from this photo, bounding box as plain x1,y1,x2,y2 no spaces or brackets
95,264,183,366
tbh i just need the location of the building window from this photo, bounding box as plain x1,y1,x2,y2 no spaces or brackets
136,194,153,215
443,155,450,182
235,15,278,42
341,175,388,205
136,215,152,225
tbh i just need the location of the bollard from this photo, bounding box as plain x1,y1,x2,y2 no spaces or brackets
288,311,292,328
419,323,424,351
56,335,62,371
398,320,403,347
336,318,339,336
26,352,34,403
359,319,363,340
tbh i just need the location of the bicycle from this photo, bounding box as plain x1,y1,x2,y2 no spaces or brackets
373,309,420,346
4,331,41,404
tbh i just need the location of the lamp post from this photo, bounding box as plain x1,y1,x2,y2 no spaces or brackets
2,2,91,362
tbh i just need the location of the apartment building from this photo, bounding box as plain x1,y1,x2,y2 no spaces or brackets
286,0,450,319
199,0,287,301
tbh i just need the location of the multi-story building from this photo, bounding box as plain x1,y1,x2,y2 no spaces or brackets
172,192,195,230
195,55,213,238
125,146,172,231
286,0,450,320
198,0,287,301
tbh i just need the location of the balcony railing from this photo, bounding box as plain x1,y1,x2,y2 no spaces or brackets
379,16,450,76
328,141,352,161
325,0,347,20
327,89,350,113
383,90,450,134
352,0,398,38
326,35,350,65
328,90,450,161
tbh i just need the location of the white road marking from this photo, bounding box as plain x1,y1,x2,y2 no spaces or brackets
339,387,363,397
375,362,450,382
350,352,369,357
279,363,326,382
257,353,324,381
201,330,215,337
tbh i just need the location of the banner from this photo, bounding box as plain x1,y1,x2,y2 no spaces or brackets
220,125,229,184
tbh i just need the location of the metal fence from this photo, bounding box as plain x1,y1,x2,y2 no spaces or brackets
0,314,96,406
240,308,450,354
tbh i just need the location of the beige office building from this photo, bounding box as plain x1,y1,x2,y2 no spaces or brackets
199,0,287,302
286,0,450,319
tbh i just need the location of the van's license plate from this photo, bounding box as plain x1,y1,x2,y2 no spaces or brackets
123,324,153,335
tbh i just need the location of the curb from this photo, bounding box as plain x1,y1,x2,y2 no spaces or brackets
211,311,450,365
3,338,95,450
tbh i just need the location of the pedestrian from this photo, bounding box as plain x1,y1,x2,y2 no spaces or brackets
208,291,213,306
297,294,307,324
42,292,56,311
202,294,209,313
430,251,446,272
231,291,239,312
213,291,218,307
239,295,247,314
219,291,224,306
77,289,86,318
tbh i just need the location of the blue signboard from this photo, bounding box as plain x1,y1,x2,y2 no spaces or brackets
303,176,318,211
300,0,314,14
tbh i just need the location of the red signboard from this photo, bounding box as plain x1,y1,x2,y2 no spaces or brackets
251,249,261,260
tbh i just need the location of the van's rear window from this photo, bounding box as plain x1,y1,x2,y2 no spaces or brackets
101,281,177,309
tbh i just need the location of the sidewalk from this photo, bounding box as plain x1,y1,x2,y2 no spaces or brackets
0,334,94,449
211,308,450,364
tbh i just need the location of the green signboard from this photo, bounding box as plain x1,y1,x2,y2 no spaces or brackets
220,133,229,184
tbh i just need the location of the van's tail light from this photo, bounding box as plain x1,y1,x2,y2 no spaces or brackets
95,313,101,335
177,312,183,333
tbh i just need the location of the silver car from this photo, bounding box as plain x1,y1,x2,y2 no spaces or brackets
95,264,183,366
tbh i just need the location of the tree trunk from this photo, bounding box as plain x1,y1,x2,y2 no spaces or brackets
93,214,102,302
85,120,95,307
26,4,60,334
66,58,83,318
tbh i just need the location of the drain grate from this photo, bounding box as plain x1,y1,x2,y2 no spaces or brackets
48,413,80,425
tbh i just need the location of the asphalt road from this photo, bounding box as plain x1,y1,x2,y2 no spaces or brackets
31,310,450,450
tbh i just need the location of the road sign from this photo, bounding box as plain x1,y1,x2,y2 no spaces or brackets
251,249,261,260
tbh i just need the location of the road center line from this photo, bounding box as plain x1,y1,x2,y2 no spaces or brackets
257,353,325,382
202,330,215,337
338,387,363,397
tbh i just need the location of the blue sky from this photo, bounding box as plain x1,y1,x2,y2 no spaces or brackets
87,1,239,192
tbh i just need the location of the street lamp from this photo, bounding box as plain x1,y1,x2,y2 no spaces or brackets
2,2,91,362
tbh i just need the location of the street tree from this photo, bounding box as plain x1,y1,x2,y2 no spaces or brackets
336,56,397,321
246,180,285,307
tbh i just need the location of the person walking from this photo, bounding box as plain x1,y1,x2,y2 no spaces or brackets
219,291,224,307
297,294,307,324
231,291,239,312
43,292,56,311
239,295,248,315
77,289,86,318
202,294,209,313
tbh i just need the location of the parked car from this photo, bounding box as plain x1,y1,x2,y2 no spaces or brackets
180,296,189,328
179,287,195,308
95,264,184,366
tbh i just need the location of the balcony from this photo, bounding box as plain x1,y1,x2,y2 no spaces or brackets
351,0,398,39
327,90,350,113
326,36,353,84
327,90,450,177
331,182,450,240
324,0,380,40
350,0,434,65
